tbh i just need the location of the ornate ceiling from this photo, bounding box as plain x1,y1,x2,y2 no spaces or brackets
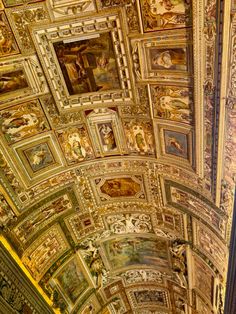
0,0,235,313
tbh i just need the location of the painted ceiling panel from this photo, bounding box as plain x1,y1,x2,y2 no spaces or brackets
0,0,235,314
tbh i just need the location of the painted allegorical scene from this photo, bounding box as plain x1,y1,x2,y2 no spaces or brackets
0,69,28,96
164,130,188,158
0,12,19,57
57,126,94,165
14,194,73,244
151,85,192,123
56,258,89,304
140,0,191,32
123,120,155,155
102,236,169,270
53,32,120,96
23,142,55,172
149,47,187,71
97,122,118,153
0,101,50,143
100,177,141,198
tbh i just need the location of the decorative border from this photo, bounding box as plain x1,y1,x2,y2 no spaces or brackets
31,13,133,110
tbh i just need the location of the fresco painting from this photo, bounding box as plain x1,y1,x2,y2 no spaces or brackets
0,101,50,143
57,126,94,164
23,142,55,172
103,236,169,270
97,122,117,152
56,258,89,304
53,32,120,96
140,0,191,32
0,69,28,96
151,85,192,123
0,12,19,57
123,120,155,155
164,130,188,158
100,177,141,198
149,47,187,71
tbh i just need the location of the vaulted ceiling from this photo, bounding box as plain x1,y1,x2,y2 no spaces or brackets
0,0,235,313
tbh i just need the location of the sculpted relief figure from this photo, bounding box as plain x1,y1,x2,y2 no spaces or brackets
169,240,188,288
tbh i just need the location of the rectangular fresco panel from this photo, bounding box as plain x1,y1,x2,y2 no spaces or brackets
57,126,94,164
0,101,50,144
148,47,187,71
102,236,169,270
100,177,141,198
140,0,191,32
56,258,89,304
53,32,120,96
164,130,188,159
0,12,19,57
123,120,155,155
0,69,28,96
151,85,192,124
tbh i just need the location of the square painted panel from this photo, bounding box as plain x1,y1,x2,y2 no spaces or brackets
23,143,55,172
164,130,188,158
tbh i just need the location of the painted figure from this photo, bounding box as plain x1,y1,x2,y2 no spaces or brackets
150,48,187,71
58,126,93,164
98,123,117,151
152,85,192,123
0,101,49,143
164,130,188,158
0,12,18,56
24,143,54,172
124,121,154,155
